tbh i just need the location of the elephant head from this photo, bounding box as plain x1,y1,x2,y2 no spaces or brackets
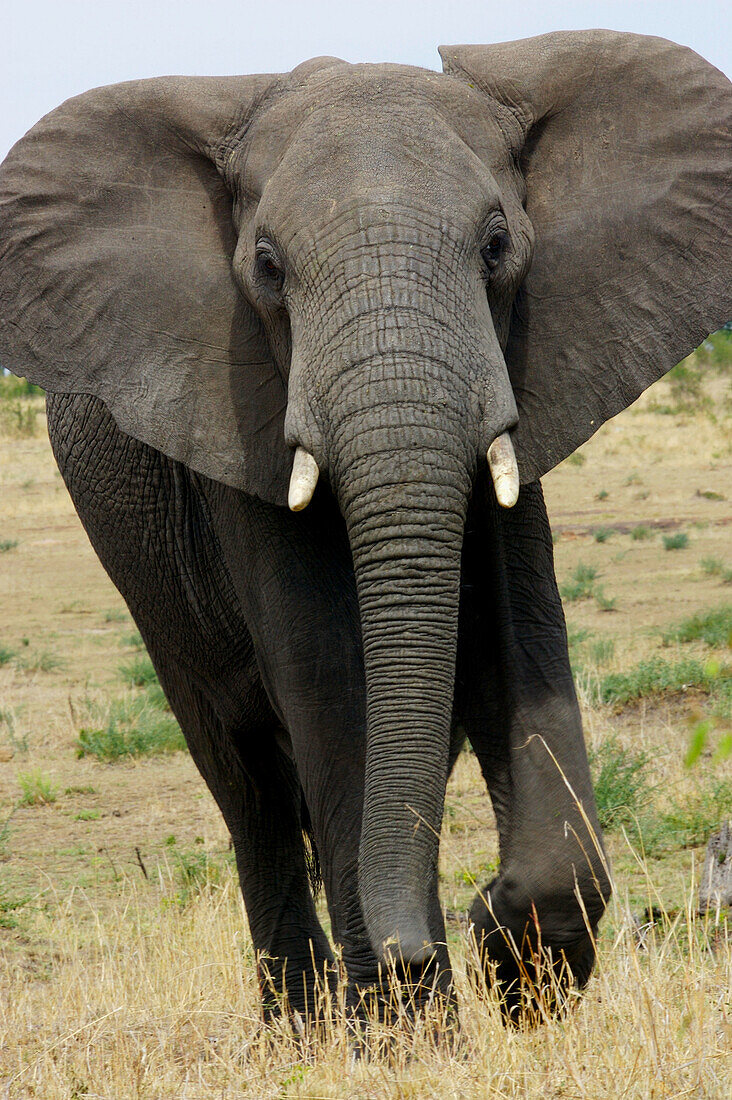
0,33,729,981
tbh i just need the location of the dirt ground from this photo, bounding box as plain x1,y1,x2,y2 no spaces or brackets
0,361,730,1098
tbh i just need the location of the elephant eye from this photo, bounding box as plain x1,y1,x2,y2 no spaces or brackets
481,229,510,273
255,241,284,287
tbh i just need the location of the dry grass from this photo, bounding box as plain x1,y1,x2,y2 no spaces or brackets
1,355,731,1097
0,865,729,1098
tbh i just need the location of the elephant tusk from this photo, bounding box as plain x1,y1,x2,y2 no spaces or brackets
487,432,520,509
288,446,319,512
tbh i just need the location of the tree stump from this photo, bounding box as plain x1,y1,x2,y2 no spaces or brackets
699,821,732,911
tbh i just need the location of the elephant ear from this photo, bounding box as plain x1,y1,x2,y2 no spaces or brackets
0,74,293,504
440,31,732,480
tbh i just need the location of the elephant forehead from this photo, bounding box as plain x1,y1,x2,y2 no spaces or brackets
235,63,514,213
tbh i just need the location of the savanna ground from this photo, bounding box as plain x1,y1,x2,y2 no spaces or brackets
0,336,730,1098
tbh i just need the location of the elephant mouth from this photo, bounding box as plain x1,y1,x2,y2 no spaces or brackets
287,431,520,513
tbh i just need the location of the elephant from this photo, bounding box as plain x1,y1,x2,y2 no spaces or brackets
0,30,729,1028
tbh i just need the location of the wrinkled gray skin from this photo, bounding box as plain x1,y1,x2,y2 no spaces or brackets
1,32,730,1025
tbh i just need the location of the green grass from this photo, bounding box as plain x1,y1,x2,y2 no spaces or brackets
0,374,44,398
594,587,617,612
103,608,128,623
0,884,29,930
119,654,158,689
661,605,732,649
594,656,730,708
76,696,185,761
15,649,65,673
166,847,236,907
701,557,732,584
560,562,598,602
18,770,58,806
632,780,732,857
588,638,616,666
589,738,652,831
0,400,39,437
74,809,101,821
565,452,586,467
630,525,653,541
592,527,613,543
662,532,689,551
0,539,18,553
0,644,16,667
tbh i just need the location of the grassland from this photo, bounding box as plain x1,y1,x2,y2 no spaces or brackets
0,338,730,1097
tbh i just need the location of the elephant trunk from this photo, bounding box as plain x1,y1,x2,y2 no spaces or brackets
323,367,477,973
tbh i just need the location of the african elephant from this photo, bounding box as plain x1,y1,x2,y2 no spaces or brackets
0,31,729,1026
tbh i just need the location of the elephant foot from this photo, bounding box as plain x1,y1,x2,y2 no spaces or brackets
468,880,599,1027
345,955,459,1058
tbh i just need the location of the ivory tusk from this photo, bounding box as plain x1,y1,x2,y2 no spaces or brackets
288,446,319,512
487,432,520,509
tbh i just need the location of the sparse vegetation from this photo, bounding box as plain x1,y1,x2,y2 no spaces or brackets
701,556,732,584
589,738,652,830
0,643,16,666
76,695,185,761
565,451,586,467
18,769,58,806
663,531,689,551
662,605,732,648
103,607,128,623
14,648,65,673
1,336,731,1095
595,656,729,708
0,539,18,553
593,526,613,543
119,653,158,689
560,561,598,601
165,846,236,907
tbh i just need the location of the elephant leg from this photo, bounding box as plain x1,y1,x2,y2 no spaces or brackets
46,393,333,1019
144,647,335,1020
201,484,381,1003
455,478,611,1022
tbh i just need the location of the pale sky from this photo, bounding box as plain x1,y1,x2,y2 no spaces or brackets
2,0,731,161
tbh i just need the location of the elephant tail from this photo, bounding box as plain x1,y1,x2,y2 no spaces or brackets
300,786,322,897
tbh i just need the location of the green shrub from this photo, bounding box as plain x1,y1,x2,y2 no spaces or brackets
77,696,185,761
663,532,689,551
119,654,158,689
589,738,652,830
167,847,235,907
18,770,57,806
632,780,732,857
588,638,616,666
565,452,586,467
0,644,16,667
701,557,732,584
103,608,127,623
596,657,729,707
0,400,39,437
0,884,29,930
594,587,617,612
15,649,65,673
0,374,44,398
630,525,653,541
593,527,613,543
560,562,598,602
662,606,732,649
0,539,18,553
